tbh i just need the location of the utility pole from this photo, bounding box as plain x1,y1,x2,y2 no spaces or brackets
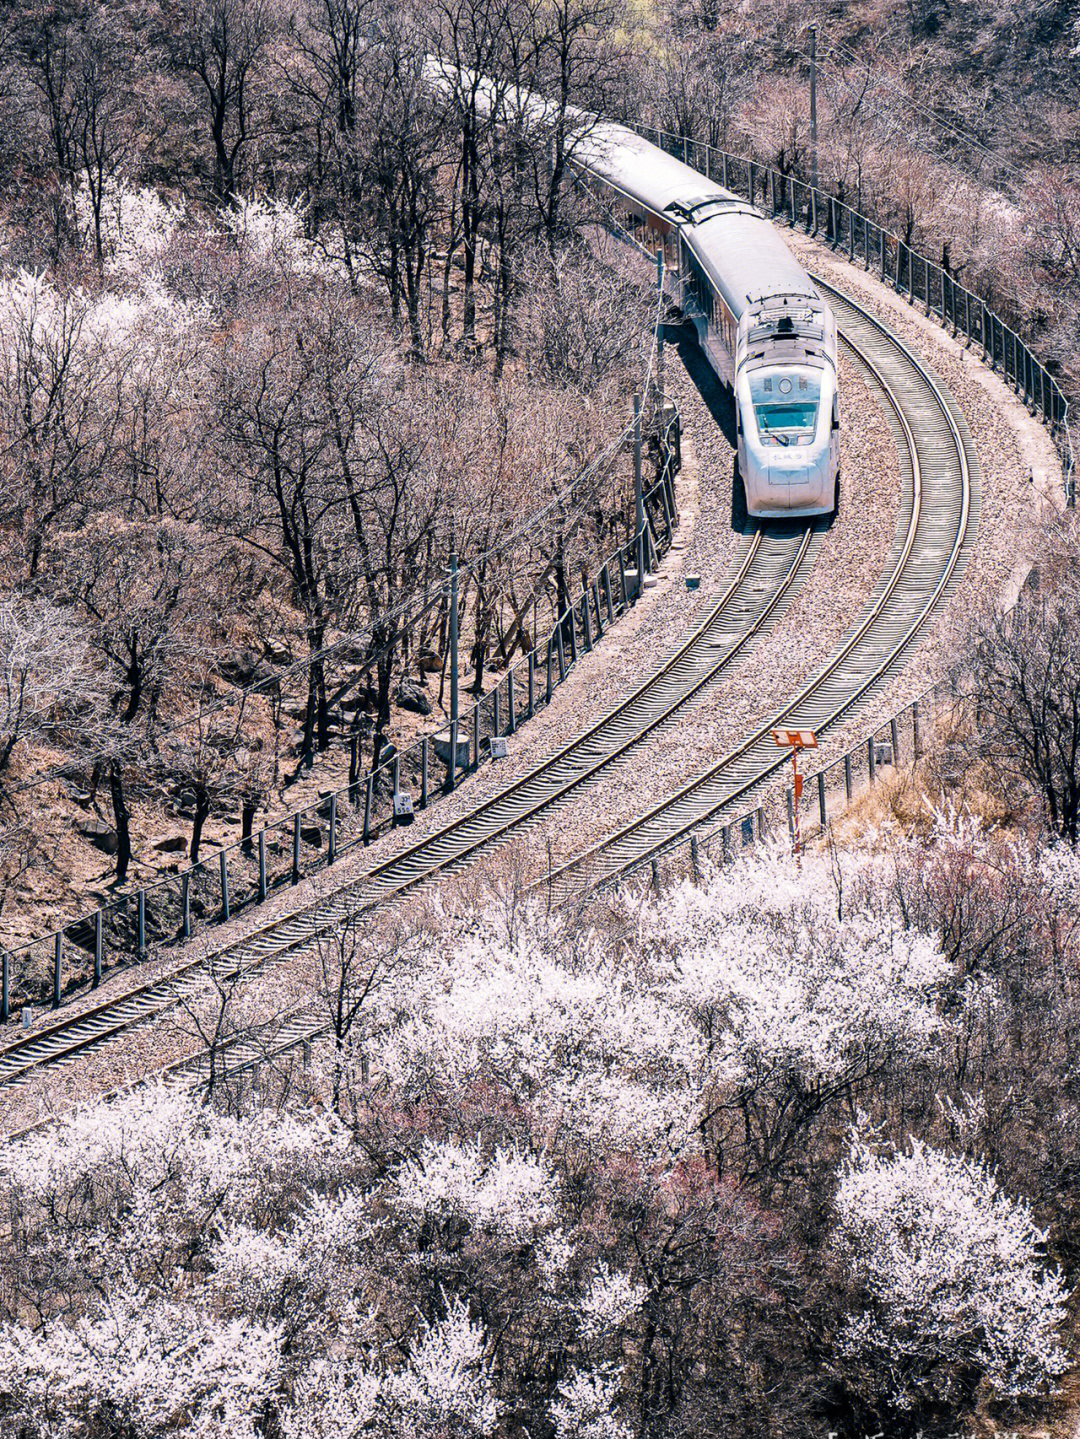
810,24,819,197
448,549,459,790
633,394,645,594
656,249,665,404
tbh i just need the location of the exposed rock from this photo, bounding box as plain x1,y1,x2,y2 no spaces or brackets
153,834,187,853
75,818,118,855
395,678,432,716
417,649,442,673
300,824,323,847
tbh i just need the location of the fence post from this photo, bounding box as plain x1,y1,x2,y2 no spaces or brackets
567,602,578,663
617,547,628,609
137,889,147,959
94,909,103,988
219,851,230,922
328,793,337,865
890,716,900,761
582,589,592,651
818,772,827,830
363,776,373,844
1,951,7,1023
867,736,876,786
421,737,429,809
912,700,921,758
786,786,795,839
690,835,700,881
844,753,853,801
293,812,302,880
556,624,567,681
651,857,661,894
53,933,62,1009
507,671,516,733
492,686,501,738
602,563,614,624
182,872,191,938
472,704,481,772
756,807,765,842
546,637,554,703
527,652,536,718
592,581,603,638
258,830,267,901
723,825,731,863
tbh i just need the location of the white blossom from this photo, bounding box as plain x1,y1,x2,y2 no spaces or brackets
0,1289,280,1439
393,1136,558,1242
833,1136,1070,1407
550,1364,633,1439
577,1264,648,1342
73,176,183,272
385,1296,499,1437
283,1359,381,1439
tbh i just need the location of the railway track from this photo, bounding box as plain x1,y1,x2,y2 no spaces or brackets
0,275,977,1103
540,276,978,898
0,507,820,1090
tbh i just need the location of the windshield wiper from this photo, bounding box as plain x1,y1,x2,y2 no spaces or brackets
760,417,790,447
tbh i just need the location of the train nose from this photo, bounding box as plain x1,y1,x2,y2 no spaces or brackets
767,459,815,509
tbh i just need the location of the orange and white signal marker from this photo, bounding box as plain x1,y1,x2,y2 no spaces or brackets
772,729,818,856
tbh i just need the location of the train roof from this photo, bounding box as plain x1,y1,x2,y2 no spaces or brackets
571,120,742,215
423,63,824,327
684,214,820,323
574,120,820,322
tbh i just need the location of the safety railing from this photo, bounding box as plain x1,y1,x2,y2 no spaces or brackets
619,667,955,897
0,403,681,1024
630,123,1075,505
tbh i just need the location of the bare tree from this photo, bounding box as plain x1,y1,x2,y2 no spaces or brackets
0,594,95,784
956,516,1080,843
172,0,277,200
314,908,410,1113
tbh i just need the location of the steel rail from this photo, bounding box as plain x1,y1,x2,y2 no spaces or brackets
1,275,976,1111
0,520,819,1089
539,277,975,898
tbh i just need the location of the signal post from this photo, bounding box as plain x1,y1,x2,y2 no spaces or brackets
772,728,818,857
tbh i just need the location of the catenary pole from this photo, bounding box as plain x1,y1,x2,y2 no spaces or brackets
810,25,819,196
448,549,459,790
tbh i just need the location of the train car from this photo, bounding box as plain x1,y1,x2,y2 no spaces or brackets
422,63,839,517
569,122,840,519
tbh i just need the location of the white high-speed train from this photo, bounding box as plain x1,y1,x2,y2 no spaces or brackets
423,63,839,517
570,122,840,519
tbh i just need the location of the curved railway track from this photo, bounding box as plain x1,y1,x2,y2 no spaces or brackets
540,275,978,897
0,510,820,1089
0,276,978,1102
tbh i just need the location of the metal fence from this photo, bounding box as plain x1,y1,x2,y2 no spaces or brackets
631,124,1076,505
623,671,955,896
0,405,682,1023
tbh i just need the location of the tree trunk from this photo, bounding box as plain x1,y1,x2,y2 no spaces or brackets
190,789,210,865
241,801,257,857
109,759,131,885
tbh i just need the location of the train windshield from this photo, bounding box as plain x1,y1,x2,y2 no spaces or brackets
750,373,820,444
